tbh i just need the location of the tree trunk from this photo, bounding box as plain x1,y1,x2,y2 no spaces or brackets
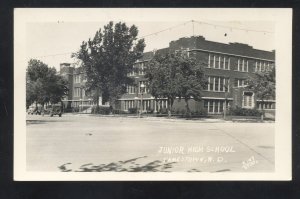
41,102,45,116
261,100,265,121
96,89,100,108
185,98,191,118
167,98,172,118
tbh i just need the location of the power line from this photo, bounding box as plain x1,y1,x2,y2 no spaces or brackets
31,20,273,58
193,20,274,34
33,52,74,58
137,21,192,39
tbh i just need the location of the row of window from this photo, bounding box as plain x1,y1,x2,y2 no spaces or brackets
235,59,249,72
126,81,149,94
74,74,81,83
205,76,230,92
126,86,136,94
234,79,247,87
254,61,274,72
123,99,275,113
257,102,276,109
208,54,231,70
123,99,167,111
207,53,274,73
73,74,87,83
73,87,86,97
128,62,146,76
124,100,135,110
204,99,230,114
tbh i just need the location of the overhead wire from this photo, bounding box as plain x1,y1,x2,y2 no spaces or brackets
32,20,273,58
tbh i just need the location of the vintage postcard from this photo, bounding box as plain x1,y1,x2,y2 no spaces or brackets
14,8,292,181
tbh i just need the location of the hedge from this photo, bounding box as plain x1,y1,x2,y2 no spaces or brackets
228,106,261,116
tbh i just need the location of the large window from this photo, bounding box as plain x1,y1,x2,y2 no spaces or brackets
73,87,81,97
234,78,247,87
242,92,254,108
138,63,145,75
124,100,135,110
74,74,81,83
208,53,230,70
126,85,136,94
236,58,248,72
255,61,274,72
206,76,230,92
204,99,229,114
128,65,137,76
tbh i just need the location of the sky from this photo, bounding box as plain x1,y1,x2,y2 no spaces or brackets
25,10,275,71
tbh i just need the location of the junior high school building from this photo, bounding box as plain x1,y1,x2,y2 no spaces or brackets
60,35,276,114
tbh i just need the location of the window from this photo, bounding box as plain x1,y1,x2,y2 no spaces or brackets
139,63,144,75
207,76,229,92
207,54,230,70
209,101,214,113
209,77,213,91
128,65,136,76
224,56,229,70
219,56,224,69
215,56,220,69
74,74,81,83
126,85,136,94
181,48,190,58
204,99,226,114
124,100,135,110
236,58,248,72
234,78,246,87
215,77,219,91
73,87,81,97
243,92,254,108
254,61,274,72
204,100,208,112
139,81,148,93
220,77,224,92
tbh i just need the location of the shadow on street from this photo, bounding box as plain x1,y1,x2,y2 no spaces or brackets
58,156,177,172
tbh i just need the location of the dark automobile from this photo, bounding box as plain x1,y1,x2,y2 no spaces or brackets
50,104,62,117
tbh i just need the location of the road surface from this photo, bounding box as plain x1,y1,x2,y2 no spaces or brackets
26,114,274,172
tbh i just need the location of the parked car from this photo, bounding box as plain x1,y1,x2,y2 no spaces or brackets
50,104,62,117
27,105,42,115
27,106,36,115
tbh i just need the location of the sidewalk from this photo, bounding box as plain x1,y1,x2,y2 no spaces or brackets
62,113,274,123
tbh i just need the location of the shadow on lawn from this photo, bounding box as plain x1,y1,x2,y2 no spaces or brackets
58,156,177,172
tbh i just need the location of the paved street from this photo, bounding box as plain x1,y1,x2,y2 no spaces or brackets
26,114,274,172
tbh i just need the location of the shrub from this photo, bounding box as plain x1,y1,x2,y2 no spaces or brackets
91,106,111,114
228,106,261,117
159,108,168,114
128,107,137,114
180,109,186,115
191,109,208,116
72,107,79,112
64,107,73,113
112,109,127,114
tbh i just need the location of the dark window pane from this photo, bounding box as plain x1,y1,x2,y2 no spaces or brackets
215,77,219,91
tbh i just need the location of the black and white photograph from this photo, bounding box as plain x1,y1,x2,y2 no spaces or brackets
14,8,292,181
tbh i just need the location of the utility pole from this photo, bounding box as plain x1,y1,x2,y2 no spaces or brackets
192,20,194,36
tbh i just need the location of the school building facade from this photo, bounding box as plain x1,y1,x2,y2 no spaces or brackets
60,36,276,114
